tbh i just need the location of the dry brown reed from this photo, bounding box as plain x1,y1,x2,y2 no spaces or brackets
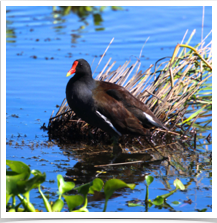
48,30,212,149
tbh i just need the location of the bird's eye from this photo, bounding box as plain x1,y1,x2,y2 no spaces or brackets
80,63,82,66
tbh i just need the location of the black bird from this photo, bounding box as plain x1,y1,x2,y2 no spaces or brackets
66,59,168,153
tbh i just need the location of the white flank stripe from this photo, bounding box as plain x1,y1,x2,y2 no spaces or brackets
96,111,122,136
143,112,159,126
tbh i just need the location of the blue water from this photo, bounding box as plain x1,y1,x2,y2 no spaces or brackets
6,6,212,212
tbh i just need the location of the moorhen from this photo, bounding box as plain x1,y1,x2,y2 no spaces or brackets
66,59,168,153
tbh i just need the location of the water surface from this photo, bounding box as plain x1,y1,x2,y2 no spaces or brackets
6,6,212,212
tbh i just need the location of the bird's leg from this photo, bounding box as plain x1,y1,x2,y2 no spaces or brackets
144,135,167,160
112,136,123,154
94,137,123,179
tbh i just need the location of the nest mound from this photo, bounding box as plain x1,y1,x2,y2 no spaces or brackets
47,32,212,152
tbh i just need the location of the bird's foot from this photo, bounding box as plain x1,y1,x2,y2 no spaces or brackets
113,143,123,155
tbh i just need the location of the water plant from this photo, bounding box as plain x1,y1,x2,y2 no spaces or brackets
6,160,135,212
6,159,189,212
128,175,186,212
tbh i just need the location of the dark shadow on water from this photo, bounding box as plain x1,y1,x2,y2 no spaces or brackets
50,134,211,186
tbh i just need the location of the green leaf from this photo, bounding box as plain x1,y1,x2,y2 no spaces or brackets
17,172,46,194
63,195,84,212
75,178,103,195
6,172,25,195
160,190,177,199
174,179,185,190
31,169,43,176
104,179,135,200
196,208,207,212
74,182,93,196
6,160,31,195
145,175,154,186
73,179,101,210
6,194,12,205
73,206,89,212
6,160,31,175
160,181,184,200
93,13,103,26
85,6,93,12
127,202,144,207
8,208,16,212
100,6,107,11
103,179,135,212
52,199,64,212
171,201,181,206
111,6,123,11
57,175,75,195
179,104,210,125
88,178,104,194
152,196,164,206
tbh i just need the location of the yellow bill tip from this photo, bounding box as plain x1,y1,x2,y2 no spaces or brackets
66,72,72,77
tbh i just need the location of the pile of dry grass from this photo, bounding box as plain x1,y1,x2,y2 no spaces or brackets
47,30,212,149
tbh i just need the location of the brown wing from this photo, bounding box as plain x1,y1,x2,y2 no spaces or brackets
96,81,167,130
92,83,148,136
